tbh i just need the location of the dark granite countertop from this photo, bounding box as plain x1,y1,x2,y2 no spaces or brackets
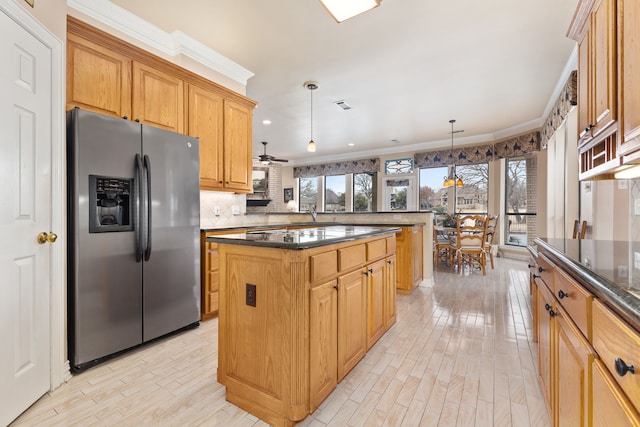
206,225,400,250
201,222,425,233
533,237,640,332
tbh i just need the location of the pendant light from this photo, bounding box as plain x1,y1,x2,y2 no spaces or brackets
305,81,318,152
443,119,464,188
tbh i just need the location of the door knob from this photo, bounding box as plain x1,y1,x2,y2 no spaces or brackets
37,232,58,244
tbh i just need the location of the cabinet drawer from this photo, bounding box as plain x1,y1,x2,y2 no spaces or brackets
310,251,338,283
386,236,396,254
554,268,592,340
339,244,366,272
535,253,554,292
366,239,387,261
592,300,640,413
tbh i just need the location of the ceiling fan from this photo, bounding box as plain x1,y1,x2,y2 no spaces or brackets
257,141,289,164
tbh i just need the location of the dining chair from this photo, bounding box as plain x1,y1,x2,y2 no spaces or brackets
433,220,449,265
484,214,500,269
449,214,488,275
572,219,587,239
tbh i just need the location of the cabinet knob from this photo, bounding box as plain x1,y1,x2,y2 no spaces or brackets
387,259,392,265
334,284,339,291
544,303,552,311
122,115,128,120
528,264,534,269
364,270,369,276
533,274,540,279
548,309,557,317
135,118,140,123
558,290,569,299
614,358,636,377
538,266,544,273
369,268,374,274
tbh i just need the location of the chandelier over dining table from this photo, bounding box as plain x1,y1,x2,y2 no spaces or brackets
443,119,464,188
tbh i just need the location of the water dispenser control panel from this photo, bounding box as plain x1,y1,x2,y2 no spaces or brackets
88,175,134,233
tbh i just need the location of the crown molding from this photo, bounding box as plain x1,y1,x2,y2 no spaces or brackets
67,0,254,86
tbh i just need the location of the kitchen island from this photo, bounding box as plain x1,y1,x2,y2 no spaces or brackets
207,226,399,426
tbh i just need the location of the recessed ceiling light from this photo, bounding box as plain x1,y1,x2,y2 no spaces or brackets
348,143,355,146
262,119,272,125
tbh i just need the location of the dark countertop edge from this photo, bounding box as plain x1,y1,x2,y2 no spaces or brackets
533,238,640,333
206,227,401,250
201,222,425,232
244,211,433,215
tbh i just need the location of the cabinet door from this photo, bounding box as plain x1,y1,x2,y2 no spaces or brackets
310,280,338,410
66,34,131,119
556,307,593,427
223,99,252,192
337,269,366,381
592,358,640,426
187,84,224,190
384,256,397,328
577,25,591,141
619,0,640,155
536,282,554,414
590,0,617,137
366,259,386,350
412,226,423,286
132,62,184,133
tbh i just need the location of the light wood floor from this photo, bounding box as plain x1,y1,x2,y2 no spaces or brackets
11,258,549,427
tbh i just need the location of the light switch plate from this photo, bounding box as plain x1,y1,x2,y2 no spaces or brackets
232,205,241,215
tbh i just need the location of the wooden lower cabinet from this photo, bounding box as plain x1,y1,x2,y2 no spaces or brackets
592,358,640,426
365,258,386,350
556,305,594,426
395,225,423,294
384,255,397,328
310,279,338,409
337,269,367,381
532,244,640,426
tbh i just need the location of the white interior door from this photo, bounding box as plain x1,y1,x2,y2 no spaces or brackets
0,9,53,426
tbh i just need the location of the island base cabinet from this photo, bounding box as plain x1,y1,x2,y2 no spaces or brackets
337,270,367,381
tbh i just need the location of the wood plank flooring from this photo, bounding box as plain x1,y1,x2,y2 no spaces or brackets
11,258,549,427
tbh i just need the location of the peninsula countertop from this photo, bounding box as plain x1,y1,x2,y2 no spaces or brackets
206,225,400,250
532,237,640,332
201,221,425,233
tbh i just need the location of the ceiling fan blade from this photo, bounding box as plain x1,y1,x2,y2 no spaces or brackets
271,158,289,163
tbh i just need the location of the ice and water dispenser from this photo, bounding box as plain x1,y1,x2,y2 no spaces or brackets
88,175,134,233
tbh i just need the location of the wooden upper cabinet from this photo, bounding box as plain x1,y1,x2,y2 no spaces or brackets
223,100,253,192
66,34,131,119
66,16,256,193
618,0,640,157
188,85,224,190
590,0,617,137
132,62,184,133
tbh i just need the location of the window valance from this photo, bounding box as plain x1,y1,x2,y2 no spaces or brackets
293,158,380,178
414,131,540,168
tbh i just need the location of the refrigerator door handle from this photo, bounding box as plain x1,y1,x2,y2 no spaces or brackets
143,154,152,261
135,154,144,262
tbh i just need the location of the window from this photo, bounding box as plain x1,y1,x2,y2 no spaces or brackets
419,166,448,212
354,172,376,212
299,177,318,212
505,156,537,247
324,175,346,212
455,164,488,214
385,158,413,175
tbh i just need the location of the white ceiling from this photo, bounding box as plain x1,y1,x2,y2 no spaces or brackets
109,0,579,165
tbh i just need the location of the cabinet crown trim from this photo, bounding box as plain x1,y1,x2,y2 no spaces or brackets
68,0,254,85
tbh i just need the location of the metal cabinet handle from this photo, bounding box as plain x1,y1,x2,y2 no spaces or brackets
615,358,636,377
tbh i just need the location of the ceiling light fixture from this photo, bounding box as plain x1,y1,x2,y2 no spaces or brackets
305,81,318,152
319,0,381,23
443,119,464,188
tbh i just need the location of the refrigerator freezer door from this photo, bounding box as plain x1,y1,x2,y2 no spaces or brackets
141,125,200,341
68,109,143,368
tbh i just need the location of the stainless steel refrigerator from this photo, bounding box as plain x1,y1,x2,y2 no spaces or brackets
67,108,200,372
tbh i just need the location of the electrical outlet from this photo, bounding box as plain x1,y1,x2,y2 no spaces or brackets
213,206,221,216
232,205,241,215
246,283,256,307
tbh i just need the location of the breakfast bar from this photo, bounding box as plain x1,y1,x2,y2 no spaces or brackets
207,226,399,426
